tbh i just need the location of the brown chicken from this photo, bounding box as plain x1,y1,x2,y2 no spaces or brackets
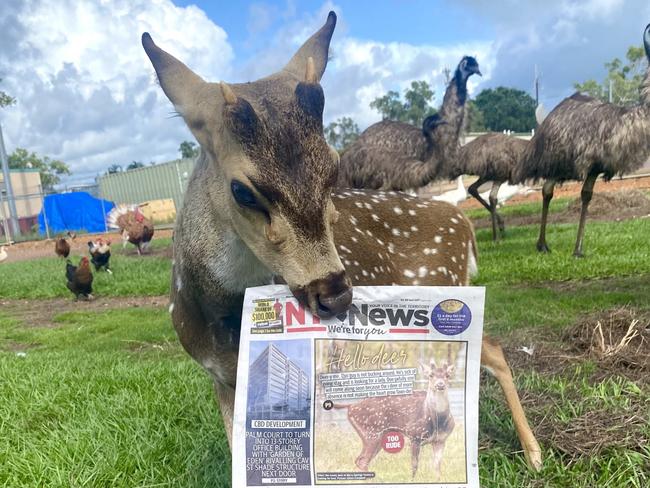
108,205,154,255
54,231,76,258
66,257,94,300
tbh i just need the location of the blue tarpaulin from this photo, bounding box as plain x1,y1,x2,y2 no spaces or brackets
39,192,115,234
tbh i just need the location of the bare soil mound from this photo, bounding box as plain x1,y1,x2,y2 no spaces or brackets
566,189,650,218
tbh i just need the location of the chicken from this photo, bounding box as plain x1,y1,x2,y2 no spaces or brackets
0,245,7,263
88,238,112,274
107,205,154,255
54,231,76,258
66,257,94,300
55,237,70,258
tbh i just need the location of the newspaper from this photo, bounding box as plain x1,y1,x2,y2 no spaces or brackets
233,285,485,488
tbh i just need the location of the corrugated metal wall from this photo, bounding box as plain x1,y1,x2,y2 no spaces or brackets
97,158,196,211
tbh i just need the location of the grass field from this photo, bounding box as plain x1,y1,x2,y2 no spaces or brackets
0,212,648,487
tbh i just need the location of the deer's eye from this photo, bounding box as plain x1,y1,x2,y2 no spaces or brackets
231,180,258,208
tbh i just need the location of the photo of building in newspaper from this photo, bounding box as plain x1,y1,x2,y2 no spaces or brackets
313,340,467,484
245,340,312,486
248,342,311,419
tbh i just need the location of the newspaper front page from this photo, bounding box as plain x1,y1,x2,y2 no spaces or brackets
233,285,485,488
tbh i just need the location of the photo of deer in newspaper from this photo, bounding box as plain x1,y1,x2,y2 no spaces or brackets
314,340,467,484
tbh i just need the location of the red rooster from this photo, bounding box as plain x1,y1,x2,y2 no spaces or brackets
66,257,94,300
88,238,112,274
107,205,154,255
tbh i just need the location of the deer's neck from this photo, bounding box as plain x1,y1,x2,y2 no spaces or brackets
176,153,274,300
424,388,450,416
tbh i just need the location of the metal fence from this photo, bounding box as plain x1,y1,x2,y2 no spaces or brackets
98,158,196,212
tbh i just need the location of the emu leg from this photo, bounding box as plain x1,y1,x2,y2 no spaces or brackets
214,381,236,448
573,173,598,258
536,179,555,253
489,181,504,241
410,439,421,479
481,336,542,471
469,178,504,238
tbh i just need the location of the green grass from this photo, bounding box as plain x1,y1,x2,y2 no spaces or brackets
1,211,650,487
0,308,230,487
464,196,571,220
0,251,171,299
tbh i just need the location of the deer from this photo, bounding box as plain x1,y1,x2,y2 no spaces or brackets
330,344,457,479
142,11,542,472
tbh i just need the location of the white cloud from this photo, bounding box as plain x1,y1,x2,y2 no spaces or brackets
0,0,233,185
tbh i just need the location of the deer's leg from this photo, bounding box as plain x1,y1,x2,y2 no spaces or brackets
431,441,446,480
410,439,421,479
573,172,598,258
355,435,381,471
489,181,504,242
481,336,542,471
214,381,236,448
536,179,555,253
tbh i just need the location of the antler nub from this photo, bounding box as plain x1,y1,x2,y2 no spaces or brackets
305,57,317,84
220,82,237,105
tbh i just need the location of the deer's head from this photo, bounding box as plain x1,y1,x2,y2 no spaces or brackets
143,12,352,318
420,345,455,392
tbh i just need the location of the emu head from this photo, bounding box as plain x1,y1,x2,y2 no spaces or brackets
644,23,650,60
457,56,481,80
142,12,352,318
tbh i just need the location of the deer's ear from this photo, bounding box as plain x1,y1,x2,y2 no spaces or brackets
419,362,431,375
446,364,455,377
142,33,207,117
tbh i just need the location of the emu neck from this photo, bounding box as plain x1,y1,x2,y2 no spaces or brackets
641,61,650,105
431,70,469,178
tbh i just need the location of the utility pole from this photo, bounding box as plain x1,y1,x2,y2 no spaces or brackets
534,65,540,106
609,79,613,103
0,123,20,237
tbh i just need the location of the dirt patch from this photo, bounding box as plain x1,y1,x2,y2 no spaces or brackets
494,307,650,458
564,307,650,377
472,189,650,229
0,295,169,328
0,228,174,263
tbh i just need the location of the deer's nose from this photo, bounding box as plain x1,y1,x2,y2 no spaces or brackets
318,288,353,317
291,271,353,319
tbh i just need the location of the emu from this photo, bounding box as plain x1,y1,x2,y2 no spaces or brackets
512,23,650,256
456,133,528,241
337,57,481,191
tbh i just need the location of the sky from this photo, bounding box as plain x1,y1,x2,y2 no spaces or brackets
1,0,649,186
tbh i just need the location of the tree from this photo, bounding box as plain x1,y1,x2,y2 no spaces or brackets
179,140,199,159
0,78,15,108
8,148,71,189
126,161,145,171
473,87,536,132
465,100,486,133
324,117,360,153
574,45,646,105
370,80,437,126
106,164,122,174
